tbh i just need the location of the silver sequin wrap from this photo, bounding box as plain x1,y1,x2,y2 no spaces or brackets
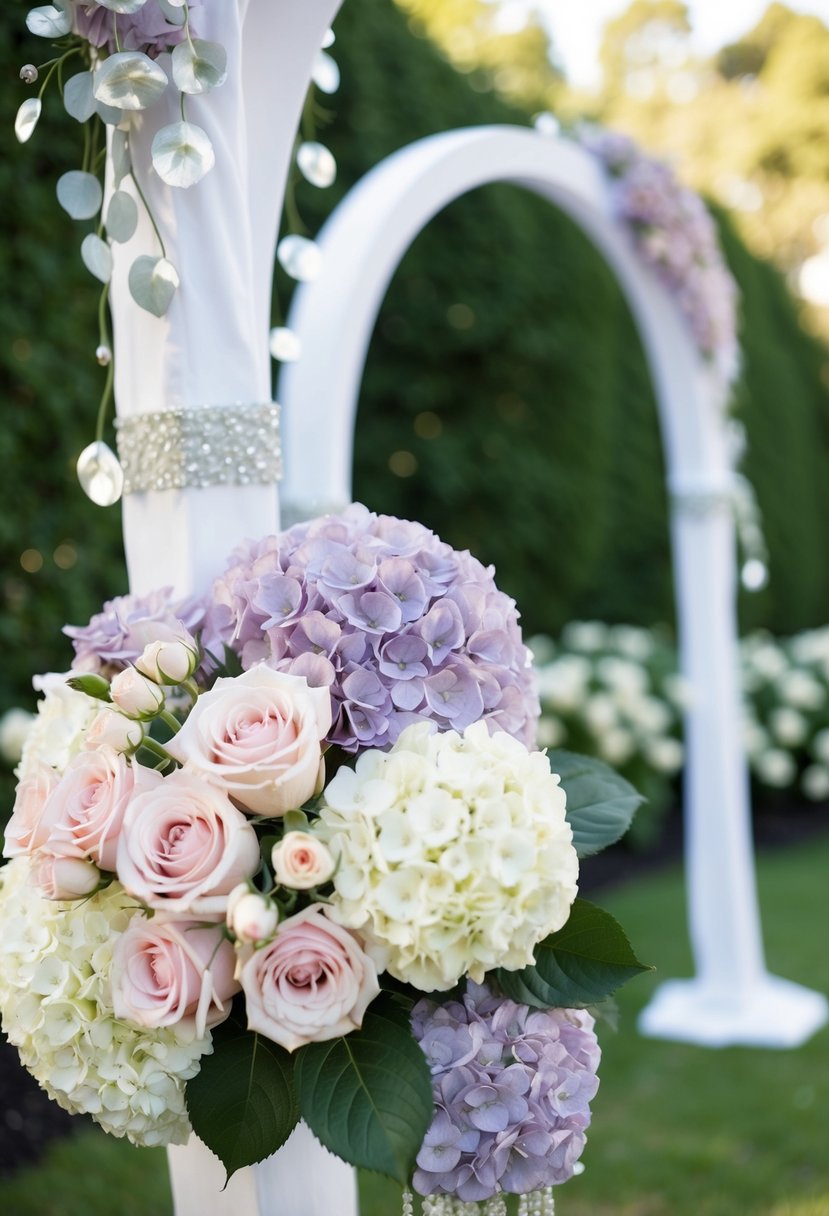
115,404,282,494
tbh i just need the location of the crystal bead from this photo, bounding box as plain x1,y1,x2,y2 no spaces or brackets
277,235,322,282
297,140,337,188
96,344,112,366
76,441,124,506
741,558,768,591
269,326,302,362
533,111,559,137
312,50,340,95
20,63,38,84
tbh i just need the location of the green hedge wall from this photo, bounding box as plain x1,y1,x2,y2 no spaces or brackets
2,0,829,740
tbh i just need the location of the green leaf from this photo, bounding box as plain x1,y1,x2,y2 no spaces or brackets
496,898,652,1008
151,121,215,189
80,234,112,284
548,749,645,857
295,993,433,1183
186,1008,299,1181
93,51,168,111
63,72,96,123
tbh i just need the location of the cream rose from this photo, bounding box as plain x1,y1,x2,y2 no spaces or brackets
238,904,379,1051
84,708,145,754
116,768,260,914
111,917,238,1036
3,762,59,858
272,831,335,890
135,634,199,685
226,885,279,943
110,669,165,720
33,854,101,901
165,666,332,816
32,746,140,871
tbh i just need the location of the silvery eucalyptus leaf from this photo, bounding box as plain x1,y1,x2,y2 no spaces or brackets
95,98,125,125
106,190,138,242
96,0,149,11
64,72,96,123
14,98,42,144
94,51,168,111
81,234,113,283
26,4,71,37
56,171,103,220
171,39,228,94
128,255,179,316
110,129,132,186
151,121,215,188
157,0,186,21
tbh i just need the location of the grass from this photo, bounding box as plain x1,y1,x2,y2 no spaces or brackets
3,834,828,1216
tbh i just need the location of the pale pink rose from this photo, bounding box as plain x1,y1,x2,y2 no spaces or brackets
226,884,279,943
110,668,165,719
34,747,140,871
84,708,145,753
33,854,101,901
272,831,335,890
111,917,238,1036
238,904,380,1051
3,763,59,858
116,768,260,914
166,666,332,816
135,634,198,685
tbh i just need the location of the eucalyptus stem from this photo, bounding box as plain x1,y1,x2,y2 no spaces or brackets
94,356,114,445
97,280,111,354
283,174,305,237
129,158,167,257
37,48,80,99
113,13,123,54
81,115,92,175
139,736,176,766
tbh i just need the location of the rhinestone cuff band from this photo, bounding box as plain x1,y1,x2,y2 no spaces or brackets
115,404,282,494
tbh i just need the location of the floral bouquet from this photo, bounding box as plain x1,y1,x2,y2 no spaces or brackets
0,506,648,1212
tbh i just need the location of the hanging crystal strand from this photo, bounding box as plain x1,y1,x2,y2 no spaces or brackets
517,1195,530,1216
401,1188,414,1216
541,1187,555,1216
483,1196,508,1216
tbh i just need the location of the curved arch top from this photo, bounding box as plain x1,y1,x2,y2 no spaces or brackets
279,125,729,519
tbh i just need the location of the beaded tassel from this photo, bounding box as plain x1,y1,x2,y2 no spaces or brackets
402,1188,415,1216
416,1191,554,1215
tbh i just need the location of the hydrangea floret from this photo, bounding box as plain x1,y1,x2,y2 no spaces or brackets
210,503,540,751
318,721,579,990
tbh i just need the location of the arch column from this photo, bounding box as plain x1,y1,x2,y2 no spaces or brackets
279,124,828,1048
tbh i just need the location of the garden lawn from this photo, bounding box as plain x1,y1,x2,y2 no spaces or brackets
3,833,827,1216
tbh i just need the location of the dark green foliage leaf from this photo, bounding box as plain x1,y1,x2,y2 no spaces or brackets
548,750,644,857
186,1007,299,1181
294,993,433,1183
496,898,652,1008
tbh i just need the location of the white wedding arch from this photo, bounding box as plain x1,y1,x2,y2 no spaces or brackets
103,2,826,1213
278,121,827,1060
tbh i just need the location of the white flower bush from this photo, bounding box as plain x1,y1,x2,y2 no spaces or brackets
533,622,829,823
318,721,579,991
16,673,100,780
0,857,212,1146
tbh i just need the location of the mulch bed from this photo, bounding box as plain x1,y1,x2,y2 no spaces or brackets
1,799,827,1179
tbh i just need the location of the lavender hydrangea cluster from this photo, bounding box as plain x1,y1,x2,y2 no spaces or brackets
411,983,600,1202
581,128,739,385
209,504,539,752
72,0,202,57
64,587,216,675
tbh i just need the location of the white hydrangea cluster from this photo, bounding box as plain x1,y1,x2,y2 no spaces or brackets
16,673,99,780
318,722,579,992
0,858,212,1147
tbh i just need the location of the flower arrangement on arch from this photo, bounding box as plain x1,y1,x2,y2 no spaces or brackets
0,506,649,1213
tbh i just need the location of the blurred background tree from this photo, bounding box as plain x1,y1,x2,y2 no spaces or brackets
3,0,829,785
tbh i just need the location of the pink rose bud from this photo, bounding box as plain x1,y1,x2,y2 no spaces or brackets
85,708,145,754
238,904,380,1051
33,854,101,901
272,831,335,890
109,668,166,720
135,635,199,685
227,885,279,943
